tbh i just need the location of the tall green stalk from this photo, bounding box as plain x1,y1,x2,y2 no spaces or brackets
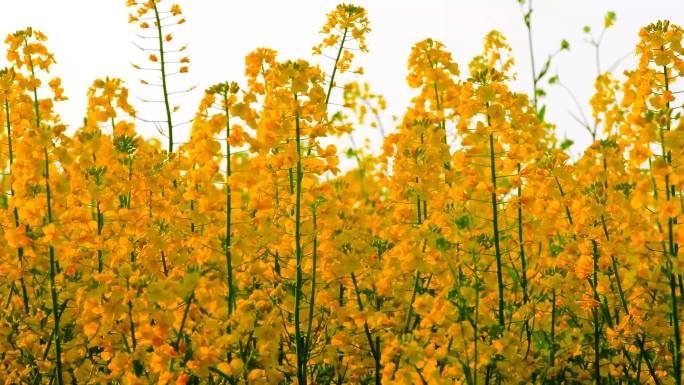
517,164,528,304
325,26,348,106
5,99,29,314
223,92,235,318
474,261,480,385
404,271,421,334
488,128,505,327
293,94,307,385
553,175,659,384
591,240,601,385
661,61,681,385
127,278,137,351
27,43,63,385
351,272,381,385
44,120,63,385
96,202,103,272
549,288,556,375
427,58,447,144
521,0,538,111
152,2,174,153
516,163,531,357
305,207,318,364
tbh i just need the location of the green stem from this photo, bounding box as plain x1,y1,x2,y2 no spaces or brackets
591,240,601,385
152,3,174,153
662,61,681,385
488,130,505,328
550,289,556,373
127,158,133,210
161,251,168,276
404,271,421,334
223,94,235,318
127,279,137,350
474,265,480,385
516,163,533,358
97,202,103,273
293,94,307,385
552,175,574,226
325,26,349,106
523,0,538,111
322,22,362,169
26,40,63,385
175,290,195,352
635,335,644,384
638,334,662,385
45,148,63,385
5,99,29,314
601,215,630,318
517,164,528,304
425,55,446,143
305,207,318,363
415,177,423,224
351,273,381,385
168,290,195,373
671,273,681,385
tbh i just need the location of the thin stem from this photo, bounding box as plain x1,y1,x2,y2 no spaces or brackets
127,279,137,350
474,264,480,385
550,289,556,373
97,202,103,273
517,164,528,304
293,94,307,385
351,273,381,385
523,0,538,111
304,207,317,362
223,93,235,318
27,40,63,385
404,271,421,334
152,3,174,153
325,26,349,106
591,240,601,385
662,59,681,385
5,99,29,314
169,290,195,372
488,129,505,327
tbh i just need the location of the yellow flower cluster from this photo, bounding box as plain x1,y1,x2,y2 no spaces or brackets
0,5,683,385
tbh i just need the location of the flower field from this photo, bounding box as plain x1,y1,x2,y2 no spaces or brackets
0,1,683,384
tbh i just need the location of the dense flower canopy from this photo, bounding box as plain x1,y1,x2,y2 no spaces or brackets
0,2,682,385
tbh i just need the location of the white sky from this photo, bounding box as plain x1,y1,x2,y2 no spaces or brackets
3,1,684,161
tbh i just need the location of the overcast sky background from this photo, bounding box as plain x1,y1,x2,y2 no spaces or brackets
2,1,683,162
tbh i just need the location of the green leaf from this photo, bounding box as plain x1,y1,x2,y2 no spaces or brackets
538,105,547,122
560,138,574,150
436,237,450,251
454,215,470,230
